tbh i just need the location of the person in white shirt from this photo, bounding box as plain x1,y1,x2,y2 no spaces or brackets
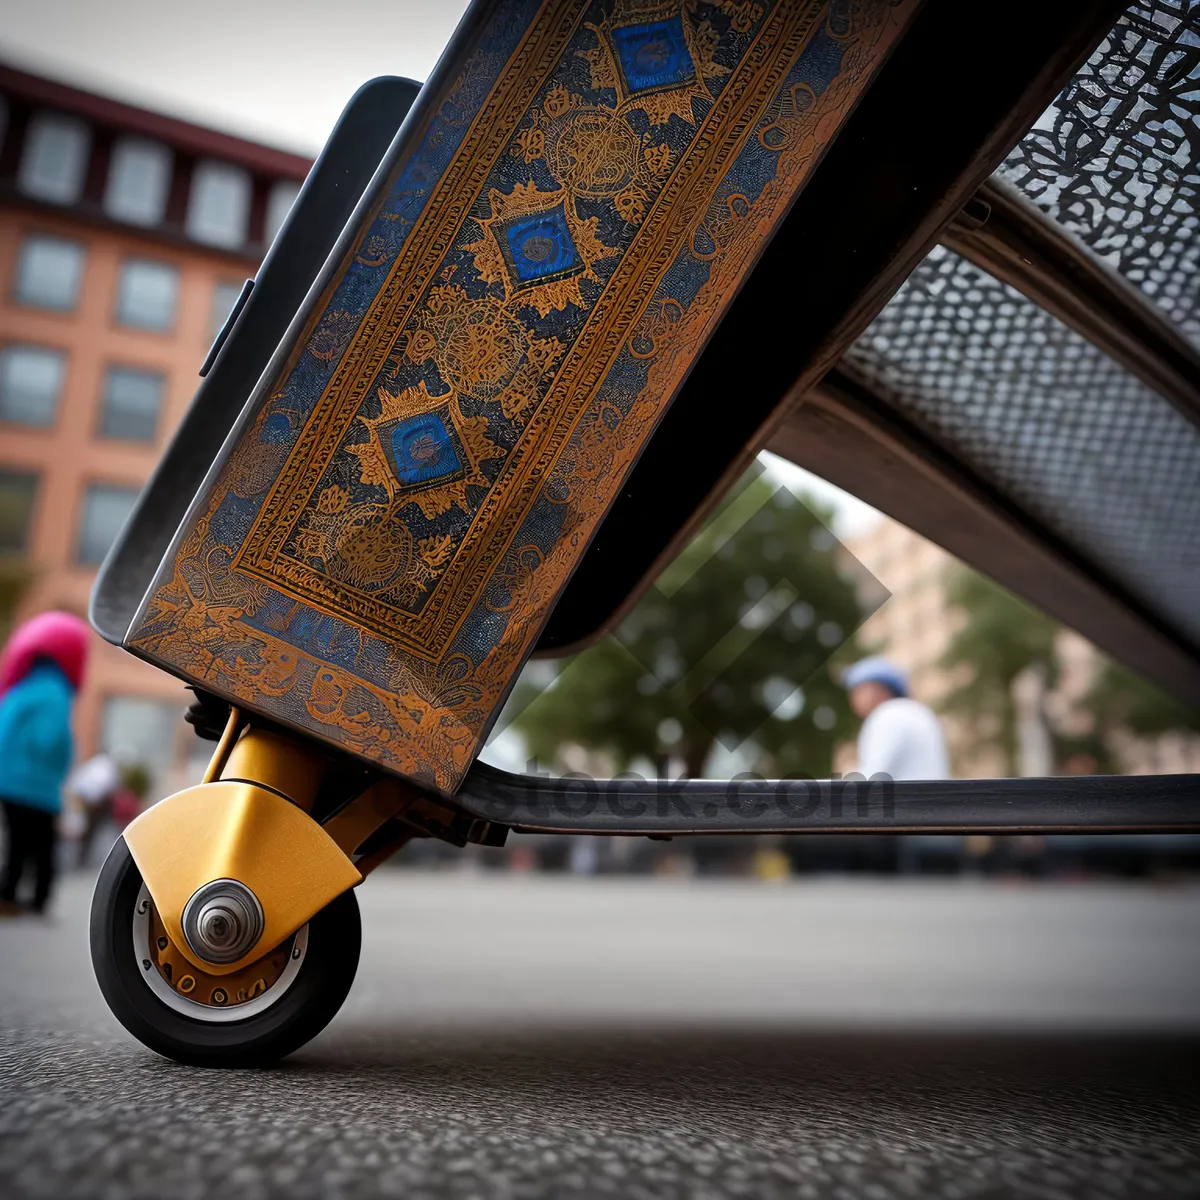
843,658,950,781
68,753,120,868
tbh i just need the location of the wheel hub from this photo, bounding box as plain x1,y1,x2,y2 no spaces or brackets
181,879,264,965
137,885,302,1018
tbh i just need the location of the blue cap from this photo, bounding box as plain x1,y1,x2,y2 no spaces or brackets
843,657,909,697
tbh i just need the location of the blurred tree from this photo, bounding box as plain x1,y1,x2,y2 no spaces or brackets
1084,661,1200,764
511,474,873,778
940,566,1200,774
120,762,153,800
937,565,1060,775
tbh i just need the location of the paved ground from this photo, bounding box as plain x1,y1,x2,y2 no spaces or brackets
1,870,1199,1199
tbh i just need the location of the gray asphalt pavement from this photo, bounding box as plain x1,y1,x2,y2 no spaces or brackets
1,870,1199,1199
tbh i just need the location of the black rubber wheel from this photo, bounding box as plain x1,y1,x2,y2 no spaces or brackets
90,837,361,1067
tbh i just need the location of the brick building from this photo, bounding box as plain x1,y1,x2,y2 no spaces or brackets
843,513,1200,778
0,62,312,790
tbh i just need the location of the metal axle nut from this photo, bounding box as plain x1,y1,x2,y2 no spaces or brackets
181,879,264,965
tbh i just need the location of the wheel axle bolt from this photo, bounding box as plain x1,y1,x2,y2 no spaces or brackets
182,879,264,965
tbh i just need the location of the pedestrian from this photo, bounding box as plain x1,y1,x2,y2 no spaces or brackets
69,752,121,869
111,763,149,831
843,657,949,781
0,611,90,916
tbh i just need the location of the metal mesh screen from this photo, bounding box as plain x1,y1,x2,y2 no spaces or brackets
996,0,1200,348
844,247,1200,644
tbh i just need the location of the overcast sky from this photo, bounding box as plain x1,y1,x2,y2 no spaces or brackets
1,0,471,154
0,0,879,536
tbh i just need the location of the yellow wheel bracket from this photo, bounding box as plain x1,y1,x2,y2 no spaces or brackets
122,780,361,976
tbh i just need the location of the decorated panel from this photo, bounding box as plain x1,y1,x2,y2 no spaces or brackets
129,0,917,791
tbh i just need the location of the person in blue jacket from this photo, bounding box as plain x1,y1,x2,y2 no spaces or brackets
0,611,90,915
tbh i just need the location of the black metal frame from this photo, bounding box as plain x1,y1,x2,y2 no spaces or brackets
92,5,1200,715
944,179,1200,431
454,763,1199,836
86,5,1199,832
534,0,1127,656
768,371,1200,705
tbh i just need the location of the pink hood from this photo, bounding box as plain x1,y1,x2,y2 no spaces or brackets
0,611,91,695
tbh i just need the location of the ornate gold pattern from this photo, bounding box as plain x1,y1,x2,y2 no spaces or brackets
464,180,618,316
403,288,566,419
579,0,729,127
526,94,675,227
129,0,920,792
346,380,502,519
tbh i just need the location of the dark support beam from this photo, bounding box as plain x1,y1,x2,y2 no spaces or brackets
765,371,1200,707
944,179,1200,429
456,762,1199,835
535,0,1127,656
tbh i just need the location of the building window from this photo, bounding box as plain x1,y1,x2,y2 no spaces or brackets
186,160,250,249
0,344,66,427
99,695,183,790
12,235,85,312
77,482,139,565
0,469,38,553
114,258,179,332
210,279,244,339
18,112,91,204
264,179,301,245
99,366,164,442
104,136,171,227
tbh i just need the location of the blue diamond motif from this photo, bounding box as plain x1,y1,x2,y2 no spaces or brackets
612,16,695,95
499,204,580,288
385,410,464,487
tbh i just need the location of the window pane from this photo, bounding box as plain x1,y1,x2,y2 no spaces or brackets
114,259,178,332
13,235,85,311
104,136,171,226
0,345,65,427
264,179,301,245
0,470,38,553
99,366,163,442
18,112,90,204
100,695,183,791
186,160,250,249
209,279,244,339
77,482,139,565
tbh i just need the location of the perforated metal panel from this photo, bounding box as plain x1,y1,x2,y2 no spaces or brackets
997,0,1200,348
844,247,1200,645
